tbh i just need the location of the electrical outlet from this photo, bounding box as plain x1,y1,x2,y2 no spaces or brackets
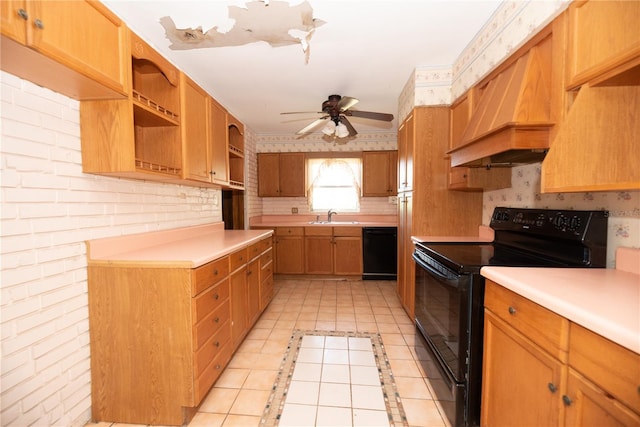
291,207,298,214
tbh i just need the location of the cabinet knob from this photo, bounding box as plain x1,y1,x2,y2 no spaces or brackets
213,293,219,300
214,317,220,323
547,383,557,393
214,341,220,348
215,364,221,370
210,170,215,175
213,269,219,276
562,395,572,406
508,306,516,315
34,18,44,29
17,9,28,20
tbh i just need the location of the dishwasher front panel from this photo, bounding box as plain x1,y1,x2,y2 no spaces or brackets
362,227,397,280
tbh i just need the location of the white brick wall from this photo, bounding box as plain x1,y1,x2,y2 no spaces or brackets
0,71,222,426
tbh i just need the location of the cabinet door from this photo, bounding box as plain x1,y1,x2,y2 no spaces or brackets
564,368,640,427
1,1,27,43
397,192,414,318
246,258,261,327
481,310,564,427
275,236,304,274
230,267,247,348
305,235,333,274
29,1,127,94
333,236,362,275
363,151,397,197
182,75,210,182
279,153,306,197
398,115,414,192
258,153,280,197
209,98,229,185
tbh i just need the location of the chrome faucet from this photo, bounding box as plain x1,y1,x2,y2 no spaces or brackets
328,209,337,222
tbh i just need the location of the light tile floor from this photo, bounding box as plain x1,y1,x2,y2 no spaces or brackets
88,278,450,427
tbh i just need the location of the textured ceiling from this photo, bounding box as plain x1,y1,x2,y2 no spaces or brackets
103,0,502,136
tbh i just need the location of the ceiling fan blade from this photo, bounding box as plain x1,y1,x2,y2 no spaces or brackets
296,117,328,134
281,111,323,115
339,116,358,137
337,96,359,111
347,110,394,121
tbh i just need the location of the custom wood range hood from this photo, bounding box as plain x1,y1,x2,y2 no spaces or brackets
448,40,554,168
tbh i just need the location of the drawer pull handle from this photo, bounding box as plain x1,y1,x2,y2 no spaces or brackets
548,383,557,393
214,317,220,323
562,395,572,406
213,293,219,300
508,306,516,315
18,9,29,20
214,269,219,275
214,341,220,348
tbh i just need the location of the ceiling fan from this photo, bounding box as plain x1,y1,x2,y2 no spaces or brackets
282,94,394,138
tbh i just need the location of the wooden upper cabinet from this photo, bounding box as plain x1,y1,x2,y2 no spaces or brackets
209,98,229,186
362,151,398,197
567,0,640,89
227,114,245,189
80,29,182,182
181,74,210,182
397,114,414,193
258,152,305,197
1,0,128,99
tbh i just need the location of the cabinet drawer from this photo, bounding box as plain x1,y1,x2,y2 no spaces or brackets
261,247,273,266
305,226,333,236
333,226,361,237
194,340,232,404
195,320,231,376
193,257,229,296
485,280,569,360
194,278,229,324
248,241,262,260
258,236,271,253
569,322,640,411
261,274,274,309
194,300,230,350
229,248,248,271
276,227,304,236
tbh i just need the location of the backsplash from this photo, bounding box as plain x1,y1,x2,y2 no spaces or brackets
483,163,640,268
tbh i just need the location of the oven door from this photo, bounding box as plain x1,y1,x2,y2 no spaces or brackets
413,249,470,383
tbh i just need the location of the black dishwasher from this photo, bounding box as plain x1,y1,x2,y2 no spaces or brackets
362,227,397,280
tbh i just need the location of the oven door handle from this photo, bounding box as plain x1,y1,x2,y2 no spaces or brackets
413,252,460,284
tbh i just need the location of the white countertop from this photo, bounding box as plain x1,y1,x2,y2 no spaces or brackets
481,266,640,354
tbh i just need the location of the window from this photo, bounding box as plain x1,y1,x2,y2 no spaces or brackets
307,157,361,212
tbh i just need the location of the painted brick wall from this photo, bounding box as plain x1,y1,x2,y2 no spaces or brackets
0,71,222,426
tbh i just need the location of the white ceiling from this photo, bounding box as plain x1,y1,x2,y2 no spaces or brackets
103,0,502,136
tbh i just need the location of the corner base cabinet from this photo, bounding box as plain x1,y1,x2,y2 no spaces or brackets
482,280,640,427
87,234,273,426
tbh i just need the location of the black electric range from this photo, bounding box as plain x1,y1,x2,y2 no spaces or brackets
412,207,608,427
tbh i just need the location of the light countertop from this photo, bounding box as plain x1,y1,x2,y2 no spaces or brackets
481,266,640,354
250,214,397,228
86,223,273,268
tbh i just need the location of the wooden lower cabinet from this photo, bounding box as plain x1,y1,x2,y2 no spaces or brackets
87,235,273,426
482,310,565,426
333,227,362,275
482,280,640,426
305,227,334,274
275,227,305,274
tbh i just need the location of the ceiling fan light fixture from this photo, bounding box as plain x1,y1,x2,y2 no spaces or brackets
321,120,336,135
335,122,349,138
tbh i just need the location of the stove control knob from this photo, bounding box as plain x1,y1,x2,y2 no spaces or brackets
553,214,568,231
569,216,581,231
